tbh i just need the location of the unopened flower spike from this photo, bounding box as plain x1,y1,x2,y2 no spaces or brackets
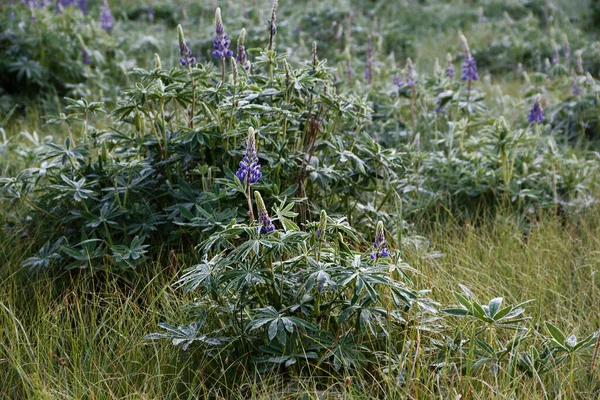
236,127,262,184
405,57,416,87
154,53,162,70
575,50,584,75
236,28,250,70
551,39,559,65
101,0,114,32
212,8,233,59
370,221,389,259
254,191,275,234
268,0,278,51
562,33,570,60
528,95,544,123
433,57,441,78
316,210,327,240
312,42,318,70
77,34,90,64
365,36,373,84
571,72,582,96
445,53,455,78
231,58,238,86
177,24,196,67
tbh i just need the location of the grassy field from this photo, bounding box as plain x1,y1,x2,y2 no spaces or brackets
1,0,600,398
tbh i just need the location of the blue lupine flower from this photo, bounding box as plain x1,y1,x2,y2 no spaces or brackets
236,127,262,184
370,221,389,259
82,48,91,64
101,0,114,32
78,0,87,15
459,34,478,82
528,96,544,123
147,6,154,22
177,24,196,67
212,8,232,59
393,74,403,88
446,53,455,78
254,191,275,234
462,55,478,82
236,28,250,70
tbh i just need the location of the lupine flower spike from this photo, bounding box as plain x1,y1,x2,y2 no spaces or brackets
371,221,390,259
571,72,582,96
101,0,114,32
177,25,196,67
365,36,373,84
460,34,478,83
528,95,544,123
268,0,278,51
154,53,162,70
213,8,232,83
77,35,91,64
433,57,441,78
446,53,455,78
405,57,416,88
575,50,584,75
316,210,327,240
254,191,275,234
551,39,559,65
562,33,570,61
236,28,250,70
236,127,262,184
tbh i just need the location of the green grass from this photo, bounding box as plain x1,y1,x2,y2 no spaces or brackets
1,206,599,398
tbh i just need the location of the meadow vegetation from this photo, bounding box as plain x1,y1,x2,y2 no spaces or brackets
1,0,599,398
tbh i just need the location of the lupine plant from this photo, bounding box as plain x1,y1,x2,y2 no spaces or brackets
147,203,436,373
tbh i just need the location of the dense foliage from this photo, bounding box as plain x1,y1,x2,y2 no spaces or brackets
1,0,600,398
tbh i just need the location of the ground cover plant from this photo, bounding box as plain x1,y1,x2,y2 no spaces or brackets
1,0,600,398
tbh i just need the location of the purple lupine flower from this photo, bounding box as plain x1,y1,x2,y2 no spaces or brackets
393,74,403,88
212,8,232,59
446,53,455,78
405,58,417,88
82,48,91,64
236,28,250,70
101,0,114,32
551,40,559,65
147,6,154,22
177,24,196,67
78,0,87,15
56,0,73,12
462,55,478,82
571,77,582,96
459,34,478,82
254,191,275,234
370,221,389,259
365,36,373,84
528,96,544,123
236,127,262,184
